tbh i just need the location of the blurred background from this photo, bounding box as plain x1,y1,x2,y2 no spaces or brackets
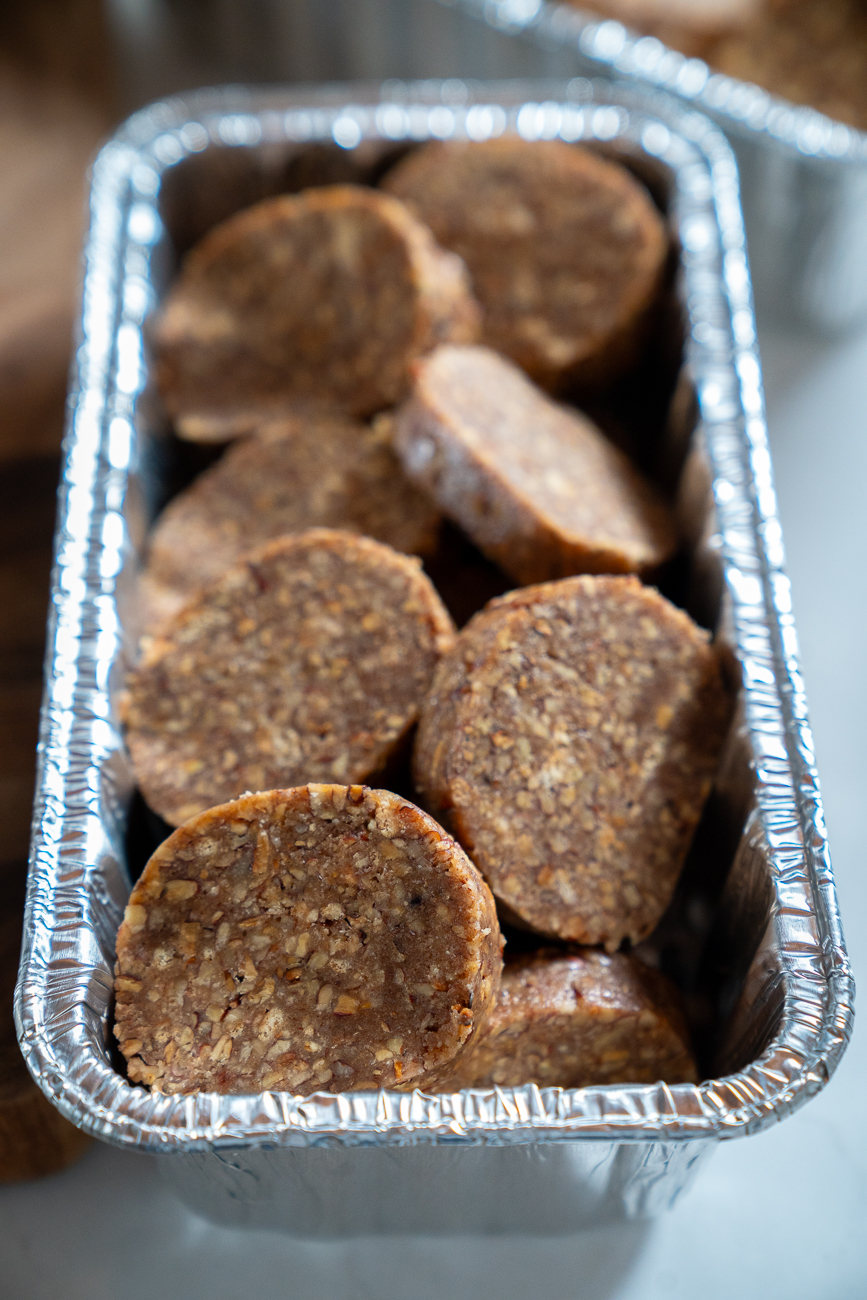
1,3,866,1296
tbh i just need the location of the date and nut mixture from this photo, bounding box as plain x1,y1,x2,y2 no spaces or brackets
382,136,668,391
394,344,676,587
139,410,441,632
113,143,731,1095
440,950,697,1090
414,574,732,948
114,785,502,1095
152,184,481,443
124,529,455,827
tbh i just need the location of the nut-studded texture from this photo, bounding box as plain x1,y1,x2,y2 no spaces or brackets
439,950,697,1090
394,345,676,586
113,785,503,1095
152,184,481,441
125,529,455,827
382,137,667,390
414,575,731,947
140,411,441,631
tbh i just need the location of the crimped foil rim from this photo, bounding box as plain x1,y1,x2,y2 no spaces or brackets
448,0,867,163
15,80,854,1151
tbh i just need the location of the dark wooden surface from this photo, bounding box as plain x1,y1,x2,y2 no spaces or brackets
0,2,115,1179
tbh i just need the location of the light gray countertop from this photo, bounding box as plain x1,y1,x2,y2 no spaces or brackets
2,318,865,1300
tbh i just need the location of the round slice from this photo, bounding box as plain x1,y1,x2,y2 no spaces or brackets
152,184,481,441
140,411,441,630
382,137,668,390
440,950,697,1090
124,529,455,827
394,344,676,585
414,575,731,947
114,784,503,1095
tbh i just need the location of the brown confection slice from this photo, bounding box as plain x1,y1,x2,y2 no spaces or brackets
439,950,697,1090
124,529,455,827
152,184,481,442
140,411,441,630
394,345,676,586
414,574,731,947
382,137,667,390
113,784,503,1095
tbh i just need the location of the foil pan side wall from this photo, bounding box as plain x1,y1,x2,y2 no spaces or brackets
15,84,853,1160
157,1139,715,1234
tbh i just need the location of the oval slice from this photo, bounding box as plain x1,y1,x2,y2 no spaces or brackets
395,344,676,586
414,575,731,947
140,411,440,630
152,184,481,441
114,785,502,1095
125,529,455,826
440,950,697,1089
383,138,667,389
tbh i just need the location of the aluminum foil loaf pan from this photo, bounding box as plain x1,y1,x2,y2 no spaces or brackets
441,0,867,333
16,80,853,1236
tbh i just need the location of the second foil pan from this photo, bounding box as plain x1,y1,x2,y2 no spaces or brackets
16,80,853,1233
105,0,867,333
